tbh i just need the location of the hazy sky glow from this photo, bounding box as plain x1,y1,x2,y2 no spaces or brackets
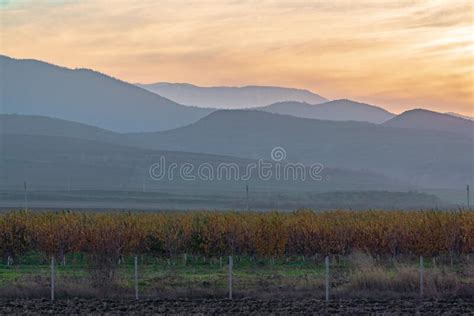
1,0,473,115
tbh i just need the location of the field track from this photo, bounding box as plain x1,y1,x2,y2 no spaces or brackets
0,298,473,314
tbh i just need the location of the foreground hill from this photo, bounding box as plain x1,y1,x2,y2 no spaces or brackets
136,82,328,108
384,109,474,138
0,114,406,187
1,128,418,209
129,110,473,188
0,114,121,143
257,99,394,123
0,55,213,132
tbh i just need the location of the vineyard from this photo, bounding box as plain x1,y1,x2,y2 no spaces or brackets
0,209,473,303
1,209,473,263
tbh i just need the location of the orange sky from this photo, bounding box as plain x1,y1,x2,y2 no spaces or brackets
1,0,473,115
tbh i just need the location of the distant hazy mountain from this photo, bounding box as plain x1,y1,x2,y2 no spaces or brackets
256,99,394,123
129,110,473,188
136,82,328,108
384,109,474,138
0,55,213,132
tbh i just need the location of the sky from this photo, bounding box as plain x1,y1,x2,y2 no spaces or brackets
1,0,473,115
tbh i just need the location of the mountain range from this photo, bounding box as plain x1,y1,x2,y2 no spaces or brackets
0,55,212,133
2,110,471,193
128,110,473,188
136,82,328,108
6,55,469,133
1,54,472,208
1,55,399,132
2,114,417,210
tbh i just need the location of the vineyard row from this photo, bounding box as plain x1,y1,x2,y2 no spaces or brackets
0,210,473,263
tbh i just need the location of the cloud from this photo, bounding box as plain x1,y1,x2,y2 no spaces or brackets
1,0,472,115
407,2,472,28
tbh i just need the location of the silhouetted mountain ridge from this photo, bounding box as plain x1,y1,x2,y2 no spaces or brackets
384,109,473,138
256,99,394,123
446,112,473,121
0,55,213,132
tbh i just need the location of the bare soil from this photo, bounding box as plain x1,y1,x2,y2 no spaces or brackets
0,298,473,315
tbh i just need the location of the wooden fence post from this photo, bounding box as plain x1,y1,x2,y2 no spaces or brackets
419,256,424,298
51,256,55,302
134,255,139,300
228,256,233,300
325,256,330,302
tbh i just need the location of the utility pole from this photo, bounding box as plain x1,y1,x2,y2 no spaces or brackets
468,184,470,209
23,181,28,212
246,184,249,211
